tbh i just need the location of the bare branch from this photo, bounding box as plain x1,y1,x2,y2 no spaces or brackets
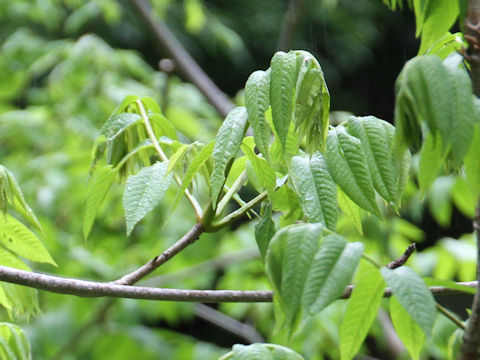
276,0,305,51
112,223,204,285
386,243,416,269
0,264,477,303
129,0,234,118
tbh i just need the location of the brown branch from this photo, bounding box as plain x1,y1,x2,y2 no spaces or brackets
386,243,416,269
276,0,305,51
460,1,480,358
0,264,477,303
129,0,234,118
112,223,204,285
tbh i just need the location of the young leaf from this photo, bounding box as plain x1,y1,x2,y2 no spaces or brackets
290,152,337,230
294,51,330,153
381,266,436,334
0,214,56,266
100,113,142,141
347,116,398,205
266,224,363,333
418,132,443,193
301,236,364,321
0,323,32,360
210,107,248,208
123,161,173,235
337,187,362,235
241,140,276,196
110,95,139,115
270,51,297,152
170,141,214,214
245,70,271,159
340,268,385,360
83,165,117,240
418,1,459,55
167,144,189,173
390,296,426,360
255,203,275,261
0,166,43,232
326,127,381,217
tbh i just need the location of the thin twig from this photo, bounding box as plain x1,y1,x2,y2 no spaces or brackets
129,0,234,118
276,0,305,51
0,264,477,303
112,222,204,285
386,243,416,269
436,303,466,330
136,99,203,219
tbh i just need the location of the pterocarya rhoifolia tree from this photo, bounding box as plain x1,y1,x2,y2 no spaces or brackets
1,0,480,359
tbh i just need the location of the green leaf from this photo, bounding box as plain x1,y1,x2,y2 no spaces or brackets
340,268,385,360
347,116,400,206
337,187,362,235
167,144,189,173
241,140,276,196
395,56,475,165
255,204,275,261
381,266,436,334
245,70,271,159
418,1,459,54
326,127,381,217
83,165,117,240
418,132,443,193
266,224,363,333
0,323,31,360
0,214,56,266
423,277,476,294
171,141,214,214
210,107,248,208
100,113,142,141
451,177,475,218
270,51,297,152
229,343,304,360
111,95,139,115
465,124,480,198
390,296,425,360
0,165,43,232
294,51,330,153
123,161,173,235
290,153,337,230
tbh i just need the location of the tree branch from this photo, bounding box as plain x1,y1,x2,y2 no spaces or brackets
129,0,234,118
276,0,305,51
0,264,476,303
112,223,204,285
386,243,416,269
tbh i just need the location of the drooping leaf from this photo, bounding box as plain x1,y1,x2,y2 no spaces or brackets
245,70,271,159
326,127,381,217
294,51,330,153
340,268,385,360
83,165,117,240
266,224,363,333
110,95,139,115
0,214,56,266
270,51,297,152
418,132,443,193
255,203,275,261
210,107,248,208
100,113,142,141
0,322,31,360
290,153,337,230
347,116,400,206
390,296,426,360
381,266,436,334
123,161,173,235
167,144,189,173
395,56,475,165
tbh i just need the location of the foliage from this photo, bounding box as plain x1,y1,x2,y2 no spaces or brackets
0,0,479,359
